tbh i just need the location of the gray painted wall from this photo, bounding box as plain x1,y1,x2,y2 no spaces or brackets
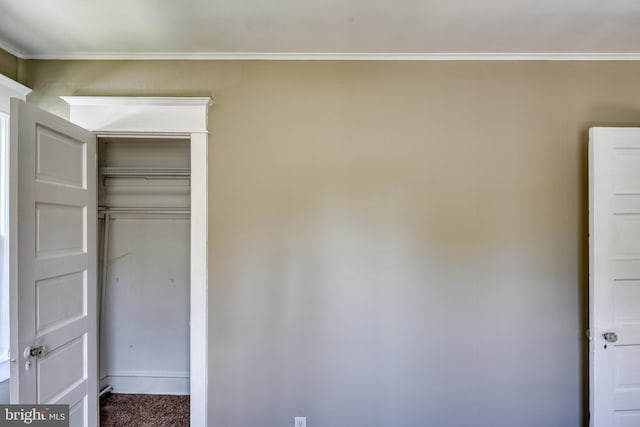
0,49,17,81
25,60,640,426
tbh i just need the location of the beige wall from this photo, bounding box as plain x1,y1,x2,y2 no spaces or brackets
24,60,640,426
0,49,18,81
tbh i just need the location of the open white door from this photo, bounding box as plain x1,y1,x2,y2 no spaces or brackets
590,127,640,426
9,99,97,427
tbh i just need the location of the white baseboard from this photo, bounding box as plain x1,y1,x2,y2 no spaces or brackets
103,371,190,395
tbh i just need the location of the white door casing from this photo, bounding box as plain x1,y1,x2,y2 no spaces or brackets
61,96,212,427
9,97,211,427
9,98,97,426
589,127,640,426
0,75,30,386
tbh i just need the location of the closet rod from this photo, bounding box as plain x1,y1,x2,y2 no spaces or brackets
100,167,191,177
99,207,190,214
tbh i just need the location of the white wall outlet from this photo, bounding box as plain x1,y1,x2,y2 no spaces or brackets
295,416,306,427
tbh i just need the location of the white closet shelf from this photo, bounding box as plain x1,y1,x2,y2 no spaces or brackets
99,167,191,177
98,207,190,214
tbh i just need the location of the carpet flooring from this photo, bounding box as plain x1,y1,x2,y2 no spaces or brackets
100,393,190,427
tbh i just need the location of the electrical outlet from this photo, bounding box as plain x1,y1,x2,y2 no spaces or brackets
295,416,306,427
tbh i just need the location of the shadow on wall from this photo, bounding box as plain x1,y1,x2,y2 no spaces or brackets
25,60,231,118
210,145,580,426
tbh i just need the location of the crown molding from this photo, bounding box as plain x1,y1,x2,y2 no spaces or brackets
0,39,27,58
3,38,640,62
14,51,640,61
3,33,640,61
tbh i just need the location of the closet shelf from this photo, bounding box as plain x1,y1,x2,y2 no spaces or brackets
98,207,190,215
100,167,191,177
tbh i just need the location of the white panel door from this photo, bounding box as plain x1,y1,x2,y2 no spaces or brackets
590,127,640,427
9,99,97,427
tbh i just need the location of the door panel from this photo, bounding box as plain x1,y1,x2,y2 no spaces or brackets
35,271,85,334
9,99,97,426
36,126,86,188
37,335,86,402
615,412,640,427
590,128,640,426
69,397,87,427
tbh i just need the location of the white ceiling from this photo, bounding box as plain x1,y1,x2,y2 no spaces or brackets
1,0,640,59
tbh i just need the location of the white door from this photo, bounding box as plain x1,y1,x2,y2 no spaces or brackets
590,127,640,426
9,99,97,427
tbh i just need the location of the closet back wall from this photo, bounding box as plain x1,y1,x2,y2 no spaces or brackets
98,138,191,395
102,219,190,394
23,60,640,426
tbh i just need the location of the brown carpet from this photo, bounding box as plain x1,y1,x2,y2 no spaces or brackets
100,393,190,427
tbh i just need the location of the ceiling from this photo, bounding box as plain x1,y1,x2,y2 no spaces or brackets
1,0,640,60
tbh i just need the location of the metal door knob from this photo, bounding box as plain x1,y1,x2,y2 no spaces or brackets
29,345,47,359
24,345,47,360
603,332,618,343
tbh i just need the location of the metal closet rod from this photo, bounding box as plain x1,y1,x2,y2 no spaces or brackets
98,207,190,214
99,167,191,177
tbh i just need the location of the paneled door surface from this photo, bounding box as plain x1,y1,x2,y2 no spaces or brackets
590,127,640,427
9,98,97,427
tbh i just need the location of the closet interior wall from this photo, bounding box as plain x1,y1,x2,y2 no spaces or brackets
97,137,191,395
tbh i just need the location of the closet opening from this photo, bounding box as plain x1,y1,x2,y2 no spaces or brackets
97,136,191,426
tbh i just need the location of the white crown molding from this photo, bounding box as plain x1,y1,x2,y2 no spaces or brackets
0,39,27,59
13,51,640,61
2,33,640,61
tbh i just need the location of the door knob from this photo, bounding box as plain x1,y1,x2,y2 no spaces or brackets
603,332,618,343
24,345,47,360
29,345,47,359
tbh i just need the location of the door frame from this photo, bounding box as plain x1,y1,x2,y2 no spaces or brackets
61,96,213,427
0,76,30,388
